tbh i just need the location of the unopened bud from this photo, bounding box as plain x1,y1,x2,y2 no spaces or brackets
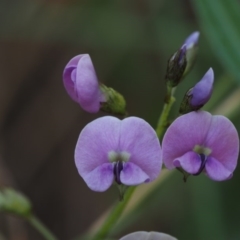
183,31,200,77
165,31,200,88
0,188,31,217
179,68,214,114
166,45,187,87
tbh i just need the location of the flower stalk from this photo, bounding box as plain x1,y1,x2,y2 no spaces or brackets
27,215,58,240
91,187,136,240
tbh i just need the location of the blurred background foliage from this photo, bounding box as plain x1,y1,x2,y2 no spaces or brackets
0,0,240,239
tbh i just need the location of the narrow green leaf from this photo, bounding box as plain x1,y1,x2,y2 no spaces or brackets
191,0,240,83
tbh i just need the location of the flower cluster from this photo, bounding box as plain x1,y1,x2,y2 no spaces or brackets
62,31,240,240
62,31,239,194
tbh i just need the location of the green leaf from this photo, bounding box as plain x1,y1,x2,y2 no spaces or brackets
191,0,240,83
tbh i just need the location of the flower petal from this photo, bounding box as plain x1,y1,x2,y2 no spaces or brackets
184,31,199,49
63,55,84,102
173,151,201,174
204,115,239,173
120,231,178,240
119,117,162,182
205,157,233,181
75,54,103,113
75,116,121,180
191,68,214,107
84,163,114,191
162,111,212,169
120,162,150,185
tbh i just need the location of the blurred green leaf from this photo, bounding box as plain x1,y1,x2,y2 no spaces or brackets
191,0,240,83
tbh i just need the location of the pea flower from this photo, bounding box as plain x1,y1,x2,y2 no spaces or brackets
162,111,239,181
120,231,177,240
180,68,214,114
63,54,126,115
166,31,200,88
75,116,162,192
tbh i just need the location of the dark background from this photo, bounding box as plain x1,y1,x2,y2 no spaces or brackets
0,0,240,240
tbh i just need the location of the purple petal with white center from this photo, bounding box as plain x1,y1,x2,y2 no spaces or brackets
191,68,214,107
184,31,200,49
162,111,212,169
84,163,114,191
173,151,202,174
204,115,239,174
63,54,105,113
120,231,178,240
205,157,233,181
119,117,162,182
75,116,121,187
120,162,150,185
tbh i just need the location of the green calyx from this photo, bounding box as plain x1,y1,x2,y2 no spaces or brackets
99,84,127,116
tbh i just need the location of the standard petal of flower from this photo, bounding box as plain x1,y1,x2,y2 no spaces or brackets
205,157,233,181
84,163,114,191
191,68,214,107
162,111,212,169
119,117,162,182
63,55,84,102
75,116,121,179
75,54,102,113
120,162,150,185
120,231,178,240
173,151,201,174
204,115,239,173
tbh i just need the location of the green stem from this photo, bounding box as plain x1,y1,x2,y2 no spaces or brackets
84,86,176,240
156,96,175,138
91,187,135,240
27,215,58,240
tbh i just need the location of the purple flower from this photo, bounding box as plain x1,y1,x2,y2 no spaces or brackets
63,54,127,115
75,116,162,191
63,54,105,113
120,231,177,240
162,111,239,181
179,68,214,114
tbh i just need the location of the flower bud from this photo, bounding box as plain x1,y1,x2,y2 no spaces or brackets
179,68,214,114
165,31,200,88
63,54,127,115
183,31,200,77
0,188,31,217
165,45,187,88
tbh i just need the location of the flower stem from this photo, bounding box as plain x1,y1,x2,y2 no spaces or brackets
27,215,58,240
156,95,175,138
91,187,135,240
